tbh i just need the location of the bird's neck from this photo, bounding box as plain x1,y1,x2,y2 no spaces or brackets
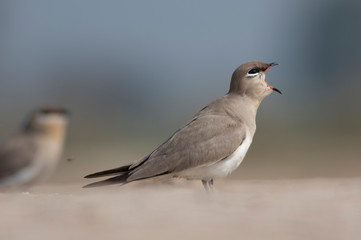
24,124,66,145
224,93,262,132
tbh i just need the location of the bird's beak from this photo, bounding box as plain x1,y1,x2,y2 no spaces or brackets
265,84,282,94
272,87,282,94
265,62,282,94
265,62,279,72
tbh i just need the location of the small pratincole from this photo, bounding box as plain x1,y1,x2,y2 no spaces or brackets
0,107,69,189
84,61,281,190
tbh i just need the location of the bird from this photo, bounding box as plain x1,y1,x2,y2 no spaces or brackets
84,61,281,190
0,107,69,189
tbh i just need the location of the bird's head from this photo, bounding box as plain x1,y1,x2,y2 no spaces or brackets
229,61,281,100
23,107,69,141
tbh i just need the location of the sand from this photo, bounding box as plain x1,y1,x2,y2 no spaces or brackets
1,178,360,240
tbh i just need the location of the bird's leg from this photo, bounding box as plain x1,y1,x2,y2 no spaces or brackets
208,178,214,190
201,178,214,192
202,179,209,191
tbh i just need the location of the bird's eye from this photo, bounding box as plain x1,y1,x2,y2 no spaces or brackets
248,69,258,74
247,68,259,77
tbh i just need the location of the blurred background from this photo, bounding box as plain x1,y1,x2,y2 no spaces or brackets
0,0,360,183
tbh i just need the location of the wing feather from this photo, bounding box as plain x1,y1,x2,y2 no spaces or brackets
0,135,36,179
127,114,245,181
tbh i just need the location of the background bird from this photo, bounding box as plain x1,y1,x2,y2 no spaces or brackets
0,107,69,189
84,61,281,190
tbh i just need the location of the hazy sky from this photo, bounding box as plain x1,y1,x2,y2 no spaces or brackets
0,0,360,136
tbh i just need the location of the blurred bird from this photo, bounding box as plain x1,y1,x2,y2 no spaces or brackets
0,107,69,189
85,61,281,190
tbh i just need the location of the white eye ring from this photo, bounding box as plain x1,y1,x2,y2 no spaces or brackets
247,68,260,77
247,72,259,77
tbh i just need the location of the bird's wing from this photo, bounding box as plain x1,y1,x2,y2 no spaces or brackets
0,135,36,179
127,113,246,181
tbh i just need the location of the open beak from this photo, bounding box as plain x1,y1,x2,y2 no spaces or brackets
271,87,282,94
265,62,278,72
265,62,282,94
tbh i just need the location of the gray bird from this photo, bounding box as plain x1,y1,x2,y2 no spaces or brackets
85,61,281,190
0,107,69,189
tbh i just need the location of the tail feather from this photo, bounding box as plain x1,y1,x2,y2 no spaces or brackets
84,165,131,179
83,174,129,188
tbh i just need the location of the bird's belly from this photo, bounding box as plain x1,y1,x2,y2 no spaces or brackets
178,135,252,179
34,140,63,179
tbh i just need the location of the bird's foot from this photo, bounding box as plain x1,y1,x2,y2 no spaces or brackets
201,178,214,192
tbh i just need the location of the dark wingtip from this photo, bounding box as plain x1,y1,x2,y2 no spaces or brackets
84,165,132,179
82,181,124,188
83,175,129,188
84,172,104,178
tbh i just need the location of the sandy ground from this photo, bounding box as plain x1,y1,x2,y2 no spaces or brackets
1,178,360,240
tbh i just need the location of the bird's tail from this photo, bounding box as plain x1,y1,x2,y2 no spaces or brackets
83,165,131,188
